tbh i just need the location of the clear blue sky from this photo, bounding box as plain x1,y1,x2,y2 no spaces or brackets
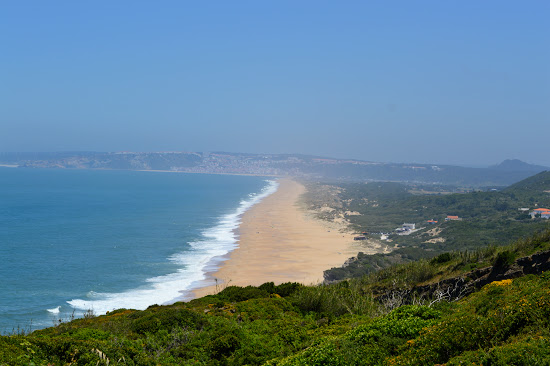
1,1,549,166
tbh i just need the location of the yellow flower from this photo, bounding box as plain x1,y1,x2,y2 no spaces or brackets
491,279,513,287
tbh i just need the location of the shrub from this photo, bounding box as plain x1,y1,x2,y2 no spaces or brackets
130,307,206,334
258,282,302,297
290,282,378,318
216,285,270,302
494,250,515,268
430,252,453,264
208,330,242,360
276,305,442,366
274,282,303,297
70,328,111,341
391,274,550,365
348,305,441,342
447,335,550,365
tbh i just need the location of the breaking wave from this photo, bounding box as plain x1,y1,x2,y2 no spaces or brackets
67,179,278,315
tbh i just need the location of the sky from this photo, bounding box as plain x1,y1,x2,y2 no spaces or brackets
1,1,549,167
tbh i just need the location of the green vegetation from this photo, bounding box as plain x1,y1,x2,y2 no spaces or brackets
2,172,549,364
1,230,550,365
317,171,550,281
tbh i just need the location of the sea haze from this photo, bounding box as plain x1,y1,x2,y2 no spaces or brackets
0,168,276,333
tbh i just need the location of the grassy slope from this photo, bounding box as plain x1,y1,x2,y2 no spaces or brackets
1,229,549,365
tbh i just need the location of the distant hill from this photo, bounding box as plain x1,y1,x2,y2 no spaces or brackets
1,151,547,187
504,170,550,193
490,159,549,173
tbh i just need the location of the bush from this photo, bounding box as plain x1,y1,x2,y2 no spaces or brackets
216,286,270,302
258,282,303,297
208,329,243,360
348,305,441,342
447,335,550,365
430,252,453,264
494,250,516,268
290,282,378,318
276,305,442,366
130,307,206,334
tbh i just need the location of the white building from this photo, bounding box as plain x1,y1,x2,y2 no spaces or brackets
530,208,550,218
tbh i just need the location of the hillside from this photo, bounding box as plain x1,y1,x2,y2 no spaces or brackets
1,230,549,365
504,170,550,193
317,171,550,281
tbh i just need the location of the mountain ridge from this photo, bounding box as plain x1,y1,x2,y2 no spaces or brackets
1,151,548,187
490,158,549,173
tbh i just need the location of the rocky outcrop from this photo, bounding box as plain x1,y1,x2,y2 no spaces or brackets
378,249,550,308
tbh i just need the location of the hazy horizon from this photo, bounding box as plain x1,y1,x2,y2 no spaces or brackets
2,149,548,170
2,1,549,167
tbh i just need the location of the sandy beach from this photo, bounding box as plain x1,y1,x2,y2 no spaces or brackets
191,178,383,298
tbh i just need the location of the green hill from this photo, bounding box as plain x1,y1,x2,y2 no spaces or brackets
315,172,550,281
504,170,550,193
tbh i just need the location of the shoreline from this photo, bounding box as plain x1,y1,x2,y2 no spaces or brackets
7,165,282,177
137,169,282,177
190,178,385,299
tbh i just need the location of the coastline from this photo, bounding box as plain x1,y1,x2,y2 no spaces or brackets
137,169,281,178
5,165,281,177
190,178,384,298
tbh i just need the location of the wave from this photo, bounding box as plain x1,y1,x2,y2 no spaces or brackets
67,179,279,315
47,306,61,314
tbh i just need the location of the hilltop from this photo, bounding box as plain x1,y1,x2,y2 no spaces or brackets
490,159,550,173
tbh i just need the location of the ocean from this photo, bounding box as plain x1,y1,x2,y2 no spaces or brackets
0,168,277,333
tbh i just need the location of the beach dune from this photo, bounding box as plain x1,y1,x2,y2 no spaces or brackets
191,178,381,298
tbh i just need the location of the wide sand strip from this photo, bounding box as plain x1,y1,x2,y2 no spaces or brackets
191,178,382,298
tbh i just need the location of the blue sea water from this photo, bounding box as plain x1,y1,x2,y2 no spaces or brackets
0,168,277,333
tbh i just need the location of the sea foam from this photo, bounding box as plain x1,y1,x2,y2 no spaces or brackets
67,179,279,315
47,306,61,314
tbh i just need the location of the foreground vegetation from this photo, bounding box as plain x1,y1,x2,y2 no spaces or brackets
2,228,550,365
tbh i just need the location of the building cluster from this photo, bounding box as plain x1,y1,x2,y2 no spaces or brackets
179,154,287,176
357,206,550,244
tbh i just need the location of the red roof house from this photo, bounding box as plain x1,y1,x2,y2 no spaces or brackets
445,215,461,221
